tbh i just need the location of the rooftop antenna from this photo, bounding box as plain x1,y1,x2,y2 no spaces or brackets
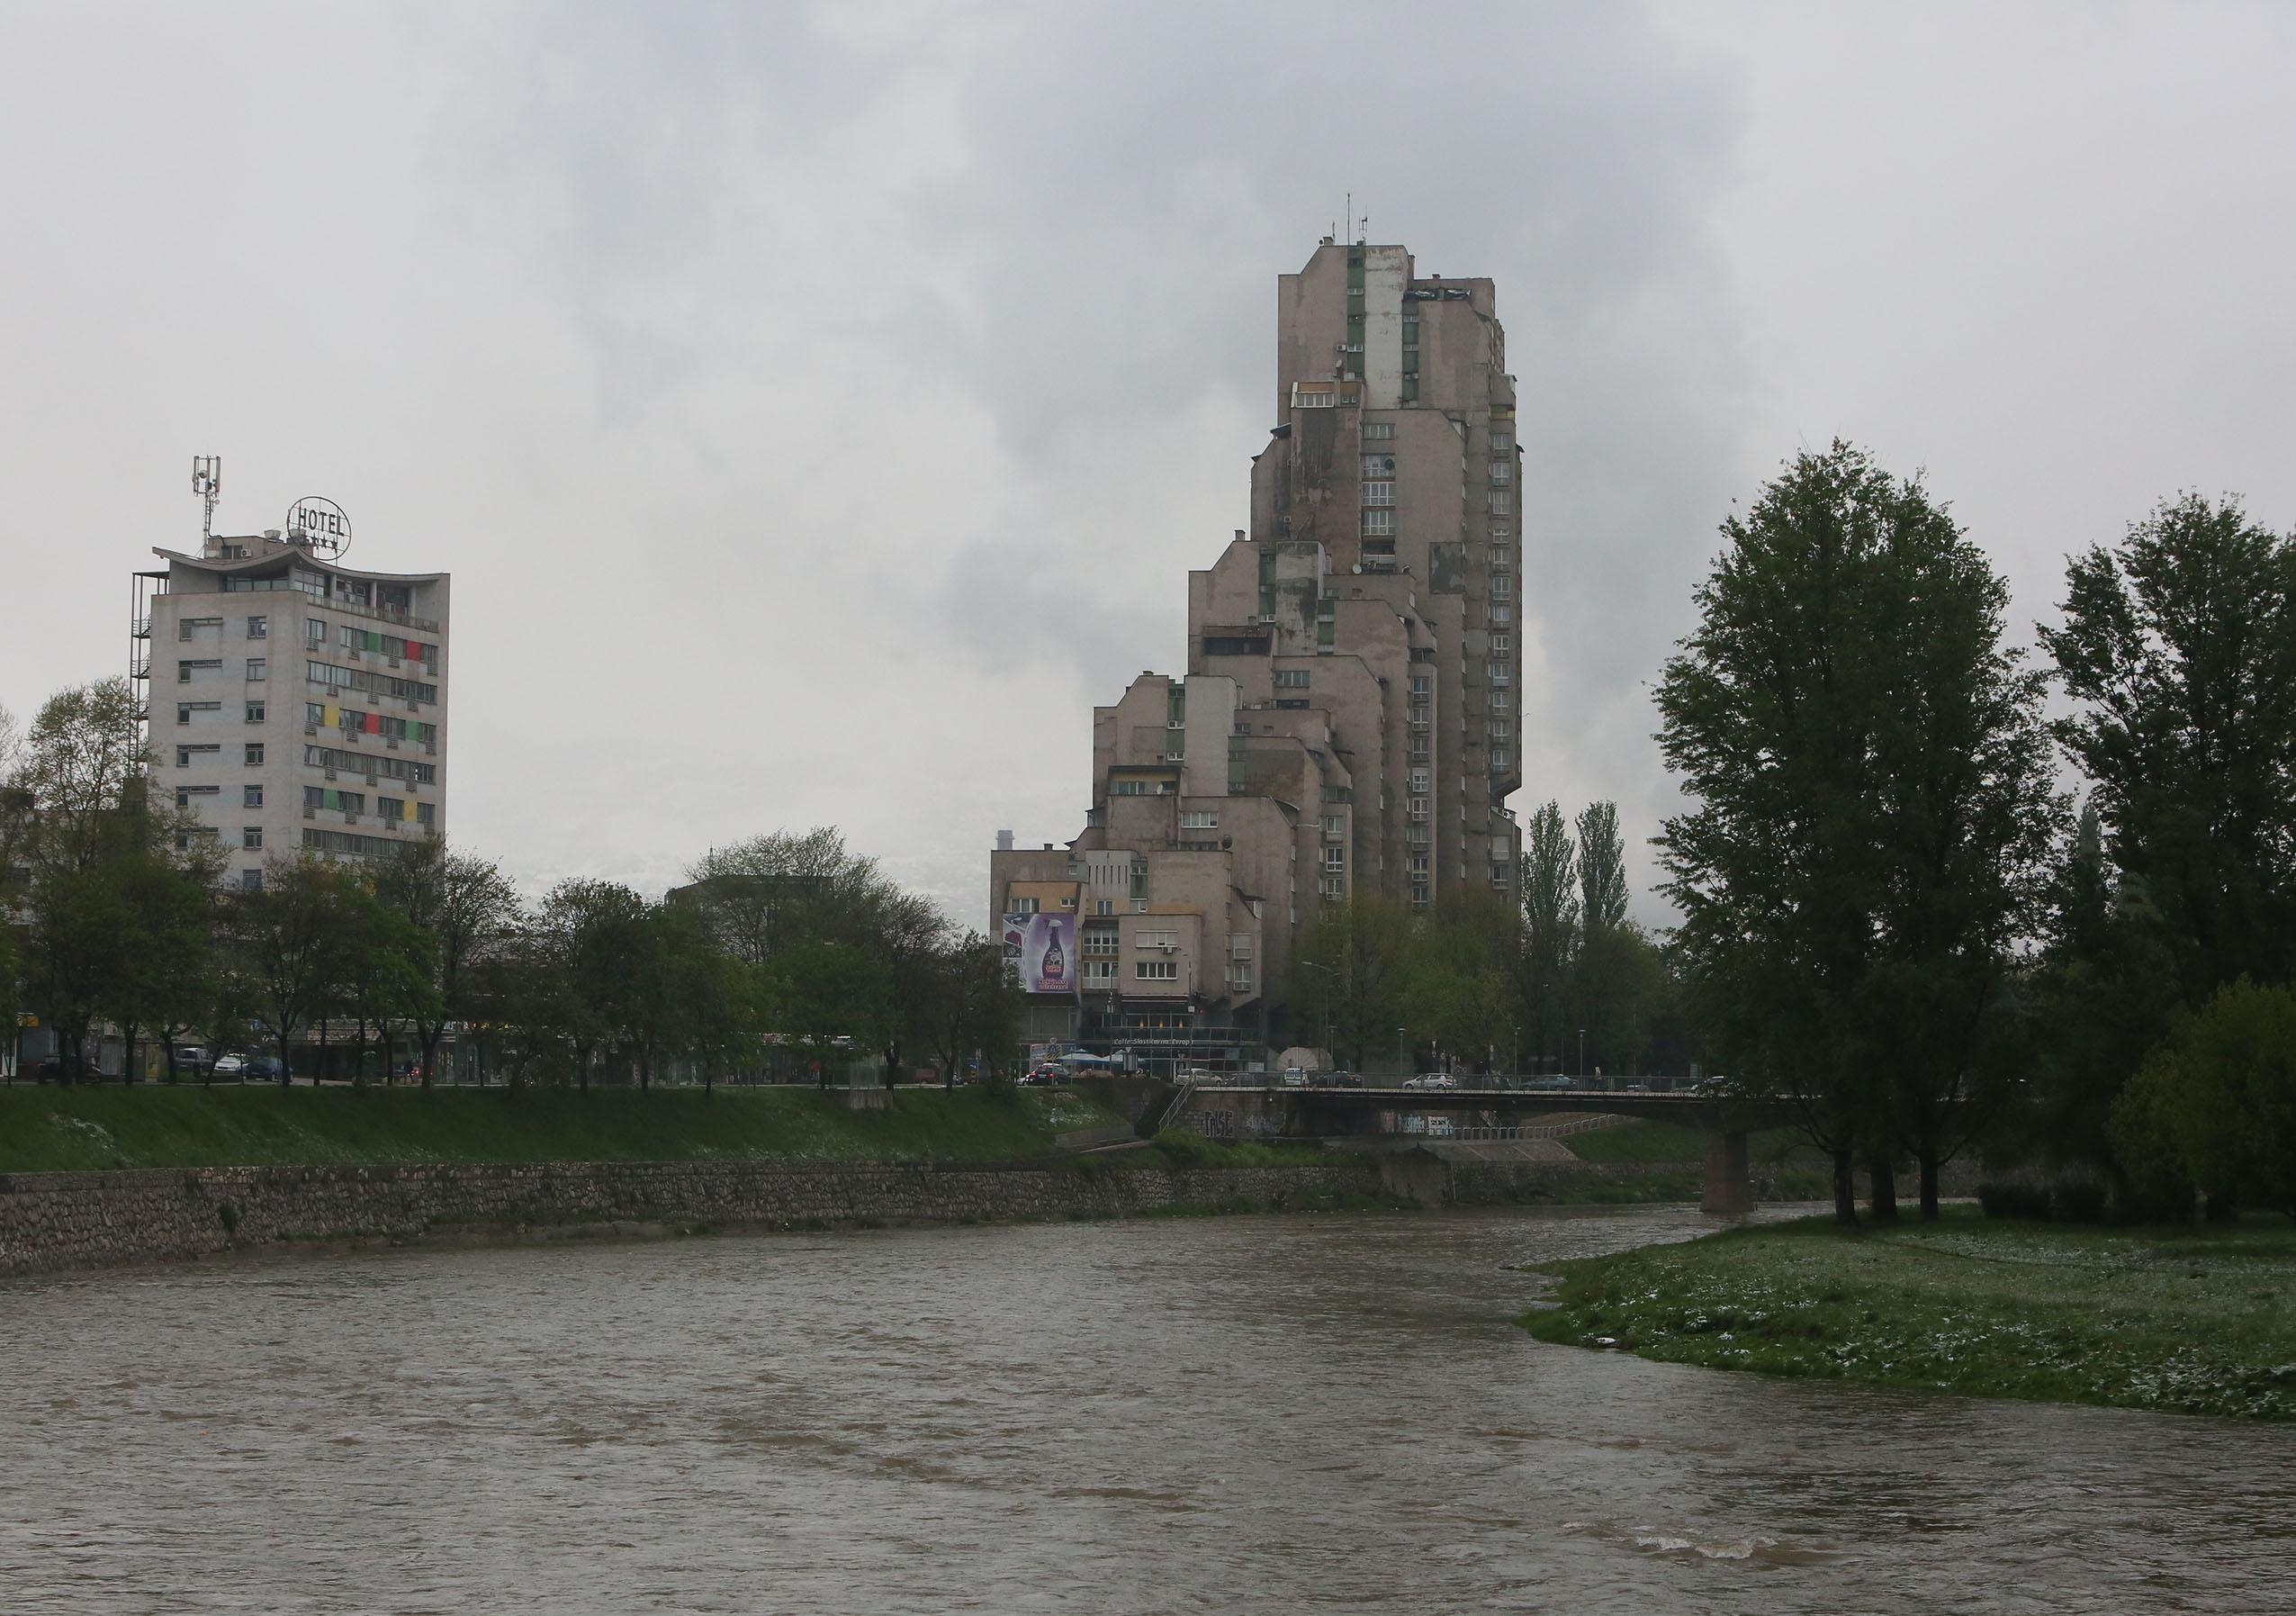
1346,192,1352,243
191,456,221,546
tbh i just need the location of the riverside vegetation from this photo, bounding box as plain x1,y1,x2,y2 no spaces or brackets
1525,1211,2296,1422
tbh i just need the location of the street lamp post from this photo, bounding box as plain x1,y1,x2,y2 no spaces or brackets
1578,1027,1587,1081
1510,1023,1518,1079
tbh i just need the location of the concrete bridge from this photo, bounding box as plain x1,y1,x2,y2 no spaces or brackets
1172,1083,1798,1214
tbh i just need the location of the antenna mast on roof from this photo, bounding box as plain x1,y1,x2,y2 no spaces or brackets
191,456,221,547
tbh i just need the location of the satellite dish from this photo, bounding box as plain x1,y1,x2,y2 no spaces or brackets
285,496,352,562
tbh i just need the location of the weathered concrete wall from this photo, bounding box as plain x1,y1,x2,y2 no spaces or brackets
0,1158,1386,1279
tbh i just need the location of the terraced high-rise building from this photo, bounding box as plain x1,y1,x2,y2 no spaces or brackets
992,238,1522,1066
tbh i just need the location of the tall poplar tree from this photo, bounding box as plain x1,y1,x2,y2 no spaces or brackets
1656,443,2055,1223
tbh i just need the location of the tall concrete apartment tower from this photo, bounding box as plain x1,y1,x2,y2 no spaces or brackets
989,239,1521,1069
135,519,448,889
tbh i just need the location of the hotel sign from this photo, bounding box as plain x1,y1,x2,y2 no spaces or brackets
287,496,352,561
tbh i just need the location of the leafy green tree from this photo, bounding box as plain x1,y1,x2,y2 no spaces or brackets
2113,978,2296,1221
914,931,1022,1088
1657,443,2055,1223
530,878,648,1091
1576,802,1628,930
771,939,894,1088
1292,894,1418,1072
2041,494,2296,1000
1517,802,1579,1072
375,839,519,1088
230,855,365,1082
338,882,437,1085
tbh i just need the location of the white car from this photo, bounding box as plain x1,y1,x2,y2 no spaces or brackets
211,1052,247,1077
1280,1067,1308,1088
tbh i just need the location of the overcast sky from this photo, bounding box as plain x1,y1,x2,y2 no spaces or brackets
4,2,2291,925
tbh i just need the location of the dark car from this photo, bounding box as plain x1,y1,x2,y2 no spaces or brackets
245,1054,285,1082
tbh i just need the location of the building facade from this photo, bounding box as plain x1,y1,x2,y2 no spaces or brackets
135,526,449,887
990,239,1522,1066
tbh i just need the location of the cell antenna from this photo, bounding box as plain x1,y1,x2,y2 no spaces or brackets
192,456,222,544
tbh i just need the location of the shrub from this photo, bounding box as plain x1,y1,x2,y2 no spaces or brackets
2052,1179,2110,1223
2112,978,2296,1221
1977,1180,2053,1220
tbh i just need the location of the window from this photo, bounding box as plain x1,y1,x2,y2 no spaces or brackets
242,826,264,850
1409,768,1431,794
177,658,221,682
243,785,264,808
1112,779,1148,796
1323,846,1345,871
177,618,221,641
380,796,403,820
176,744,220,767
1084,961,1117,984
1409,674,1431,697
1361,481,1394,507
1082,926,1119,956
1409,796,1430,822
1410,881,1430,906
175,786,217,807
1489,462,1511,486
1094,899,1113,916
1361,454,1396,478
1488,491,1512,515
1490,690,1513,710
1135,960,1178,980
1490,546,1511,571
1136,929,1179,949
1362,420,1395,441
1491,574,1513,598
338,624,361,650
1274,669,1310,689
1487,718,1510,737
416,802,434,827
1294,386,1336,407
1361,508,1393,536
304,787,368,814
1491,751,1512,771
1492,862,1511,889
1490,524,1512,542
1180,810,1220,828
1322,813,1346,835
245,700,266,723
303,745,435,785
1317,876,1345,899
1491,634,1510,654
1489,664,1511,685
1490,604,1513,626
176,701,220,723
1491,432,1514,452
1228,966,1255,993
1008,897,1040,915
305,618,327,646
1409,854,1432,876
246,657,267,681
240,869,263,893
246,615,268,639
245,743,265,766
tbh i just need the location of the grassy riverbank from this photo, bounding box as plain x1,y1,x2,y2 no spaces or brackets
1524,1211,2296,1421
0,1085,1121,1173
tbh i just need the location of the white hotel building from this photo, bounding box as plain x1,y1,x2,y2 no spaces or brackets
134,528,449,887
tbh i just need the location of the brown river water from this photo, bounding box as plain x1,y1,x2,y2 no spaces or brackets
4,1206,2291,1614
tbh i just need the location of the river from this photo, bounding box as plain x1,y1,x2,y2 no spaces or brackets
3,1206,2291,1614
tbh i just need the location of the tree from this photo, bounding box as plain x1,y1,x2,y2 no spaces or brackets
529,879,648,1091
2113,979,2296,1221
231,855,362,1082
2041,494,2296,1003
1291,895,1418,1072
1576,802,1628,931
338,881,437,1086
1656,443,2056,1223
914,931,1022,1088
770,939,893,1088
375,840,519,1087
1517,802,1579,1073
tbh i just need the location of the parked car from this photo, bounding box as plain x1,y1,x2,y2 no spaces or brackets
173,1046,213,1076
245,1054,284,1083
211,1052,248,1077
1280,1066,1308,1088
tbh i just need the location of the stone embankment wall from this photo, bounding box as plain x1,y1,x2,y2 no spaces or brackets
0,1157,1384,1278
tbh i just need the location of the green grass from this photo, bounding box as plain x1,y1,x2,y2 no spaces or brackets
1523,1209,2296,1421
0,1084,1121,1173
1135,1132,1336,1170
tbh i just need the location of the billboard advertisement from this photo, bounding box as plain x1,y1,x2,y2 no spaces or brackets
1002,912,1078,996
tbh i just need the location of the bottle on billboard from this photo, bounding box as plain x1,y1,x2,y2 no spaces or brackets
1041,925,1066,984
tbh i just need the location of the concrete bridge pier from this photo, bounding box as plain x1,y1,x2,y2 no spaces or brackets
1700,1126,1752,1215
